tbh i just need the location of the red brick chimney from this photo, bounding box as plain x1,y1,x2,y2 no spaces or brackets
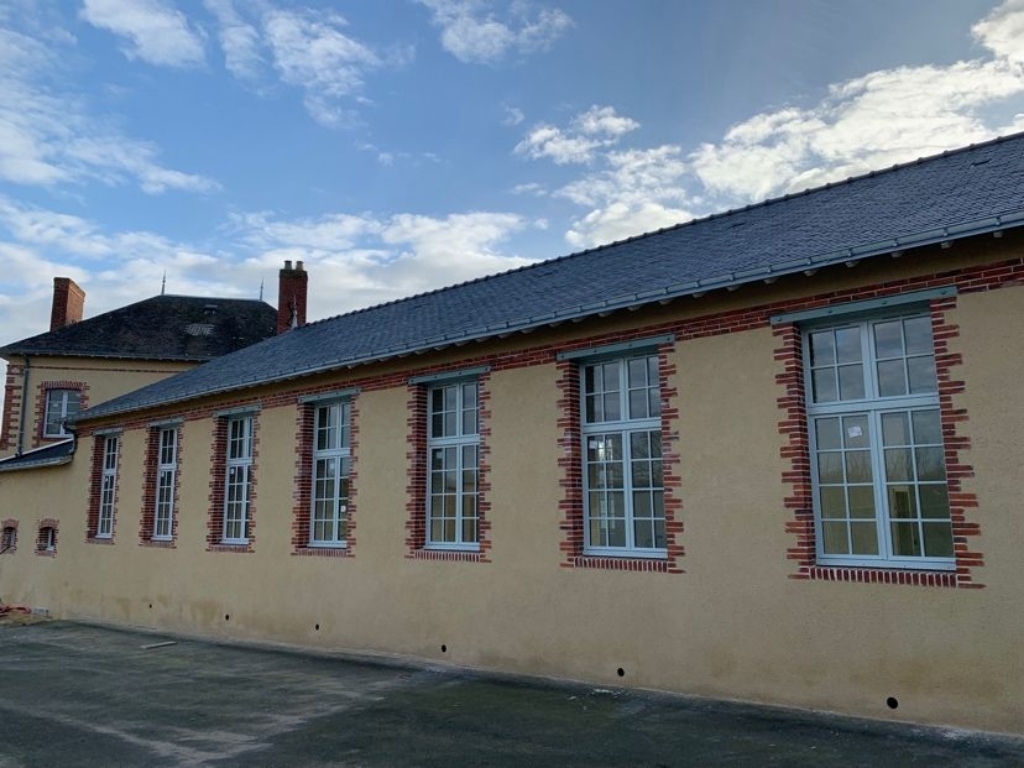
50,277,85,331
277,260,308,334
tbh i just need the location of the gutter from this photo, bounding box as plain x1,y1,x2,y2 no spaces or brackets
78,210,1024,422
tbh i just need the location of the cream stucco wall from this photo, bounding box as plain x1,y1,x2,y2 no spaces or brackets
1,355,195,457
1,245,1022,735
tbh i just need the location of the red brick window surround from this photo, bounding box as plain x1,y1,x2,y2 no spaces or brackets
291,391,360,558
207,409,259,553
776,291,983,588
36,518,58,556
405,369,492,563
1,519,18,554
86,431,121,544
556,338,684,574
38,381,87,443
140,422,183,548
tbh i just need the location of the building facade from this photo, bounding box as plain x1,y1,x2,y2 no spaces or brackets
0,139,1022,735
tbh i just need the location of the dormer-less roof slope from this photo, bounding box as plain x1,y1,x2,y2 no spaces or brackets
83,132,1024,422
0,295,276,362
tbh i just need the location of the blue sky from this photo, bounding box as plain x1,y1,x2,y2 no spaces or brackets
1,0,1023,344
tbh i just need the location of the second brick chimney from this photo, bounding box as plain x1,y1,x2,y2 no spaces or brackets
277,260,308,334
50,277,85,331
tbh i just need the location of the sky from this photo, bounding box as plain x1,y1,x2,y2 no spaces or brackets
1,0,1024,347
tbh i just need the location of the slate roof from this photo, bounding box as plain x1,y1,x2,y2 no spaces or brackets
1,295,276,362
83,132,1024,422
0,438,75,472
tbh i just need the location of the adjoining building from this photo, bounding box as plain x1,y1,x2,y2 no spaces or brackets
0,137,1022,734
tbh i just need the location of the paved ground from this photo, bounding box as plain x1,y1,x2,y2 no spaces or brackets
0,622,1021,767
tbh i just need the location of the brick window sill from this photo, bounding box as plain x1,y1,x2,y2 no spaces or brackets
140,540,176,549
293,546,353,558
86,538,115,546
798,565,968,588
563,555,680,573
408,548,487,563
208,544,253,554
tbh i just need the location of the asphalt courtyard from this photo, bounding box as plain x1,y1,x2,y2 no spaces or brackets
0,623,1021,767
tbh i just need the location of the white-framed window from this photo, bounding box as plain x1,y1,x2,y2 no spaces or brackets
153,427,178,541
44,389,81,437
97,435,118,538
805,313,954,569
581,355,665,556
223,415,253,544
427,380,479,549
37,525,56,552
310,400,351,546
1,525,16,553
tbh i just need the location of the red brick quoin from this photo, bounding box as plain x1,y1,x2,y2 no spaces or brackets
139,424,183,548
556,341,685,574
290,397,360,558
777,292,986,589
404,373,493,563
207,412,259,553
85,433,120,543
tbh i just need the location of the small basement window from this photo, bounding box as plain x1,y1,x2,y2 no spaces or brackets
37,525,56,553
1,526,16,553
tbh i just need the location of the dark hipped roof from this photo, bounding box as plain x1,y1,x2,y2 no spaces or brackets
1,295,276,362
84,132,1024,421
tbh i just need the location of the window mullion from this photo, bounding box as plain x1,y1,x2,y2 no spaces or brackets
868,410,892,561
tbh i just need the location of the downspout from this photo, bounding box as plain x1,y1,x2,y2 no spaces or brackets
16,355,29,457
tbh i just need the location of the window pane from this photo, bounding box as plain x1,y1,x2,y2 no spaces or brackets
812,369,838,403
817,453,843,483
632,491,651,519
890,522,921,556
849,522,879,555
888,485,918,518
847,486,875,519
821,521,849,554
877,360,907,397
628,389,648,420
881,412,910,446
903,316,933,355
814,418,841,450
841,415,869,449
915,447,945,481
922,522,954,558
835,327,862,364
634,520,654,549
838,364,865,400
907,356,937,393
819,486,845,518
809,331,836,366
845,451,872,483
603,393,621,421
884,448,913,482
873,321,904,359
585,395,600,423
627,358,647,388
919,485,950,519
911,410,942,445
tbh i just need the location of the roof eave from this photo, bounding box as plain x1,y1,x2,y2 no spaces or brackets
78,213,1024,423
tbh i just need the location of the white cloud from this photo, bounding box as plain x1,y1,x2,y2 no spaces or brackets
418,0,572,64
262,8,382,128
514,0,1024,248
515,105,639,164
503,106,524,126
689,0,1024,203
80,0,206,68
203,0,263,80
0,27,217,194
